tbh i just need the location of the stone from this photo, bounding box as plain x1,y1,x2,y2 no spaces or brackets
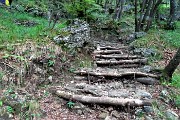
135,109,144,116
136,90,152,99
111,110,120,118
108,90,129,98
48,76,53,82
160,90,169,97
165,109,179,120
136,77,157,85
139,65,153,73
98,112,108,119
133,48,157,57
108,82,123,89
135,32,147,38
53,19,90,48
143,106,153,113
77,110,83,115
105,116,118,120
144,115,153,120
35,67,44,74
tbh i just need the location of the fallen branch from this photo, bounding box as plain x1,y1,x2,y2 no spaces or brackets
74,68,159,78
55,91,152,106
96,59,148,65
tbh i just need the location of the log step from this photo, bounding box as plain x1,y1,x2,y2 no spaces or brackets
93,50,124,54
97,64,141,68
96,58,148,65
95,54,141,60
74,68,159,78
97,46,128,50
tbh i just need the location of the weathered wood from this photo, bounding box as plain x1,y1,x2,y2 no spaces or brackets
55,91,152,106
74,68,159,78
136,77,159,85
96,58,148,65
93,50,123,54
98,46,128,50
97,64,140,68
95,54,140,59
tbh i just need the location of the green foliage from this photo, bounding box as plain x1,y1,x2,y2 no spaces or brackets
158,3,170,14
48,60,55,67
63,0,106,20
0,72,4,82
6,106,14,113
171,74,180,88
0,100,3,107
67,101,75,108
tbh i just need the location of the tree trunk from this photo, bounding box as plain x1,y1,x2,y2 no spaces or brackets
164,48,180,81
166,0,176,30
145,0,163,31
135,0,138,32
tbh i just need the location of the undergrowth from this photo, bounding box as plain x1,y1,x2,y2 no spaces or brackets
0,7,67,50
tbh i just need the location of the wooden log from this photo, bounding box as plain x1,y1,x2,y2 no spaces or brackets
96,58,148,65
98,46,128,50
93,50,123,54
74,68,159,78
95,54,140,59
136,77,159,85
55,91,152,106
97,64,140,68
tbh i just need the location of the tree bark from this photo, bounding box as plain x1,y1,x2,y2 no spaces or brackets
166,0,176,30
164,48,180,81
54,91,152,106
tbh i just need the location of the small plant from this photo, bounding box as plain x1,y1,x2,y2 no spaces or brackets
7,106,14,113
48,60,55,67
67,101,75,108
0,100,3,107
0,72,4,82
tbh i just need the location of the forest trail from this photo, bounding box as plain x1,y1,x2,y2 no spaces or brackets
51,38,163,119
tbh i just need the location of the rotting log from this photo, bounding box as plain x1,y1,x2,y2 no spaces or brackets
96,58,148,65
54,91,152,106
95,54,140,59
74,68,159,78
93,50,124,54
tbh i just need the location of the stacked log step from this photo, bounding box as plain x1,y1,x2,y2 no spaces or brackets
74,42,159,82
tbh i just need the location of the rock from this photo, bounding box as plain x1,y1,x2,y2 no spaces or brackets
136,77,158,85
139,65,153,73
75,83,87,89
135,109,144,116
133,48,157,57
98,112,108,119
48,76,53,82
160,90,169,97
136,90,152,99
144,115,153,120
77,110,83,115
135,32,147,38
125,34,135,43
105,116,117,120
107,82,123,89
111,110,120,118
143,106,153,113
165,109,179,120
34,67,44,74
53,19,90,48
108,90,129,98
